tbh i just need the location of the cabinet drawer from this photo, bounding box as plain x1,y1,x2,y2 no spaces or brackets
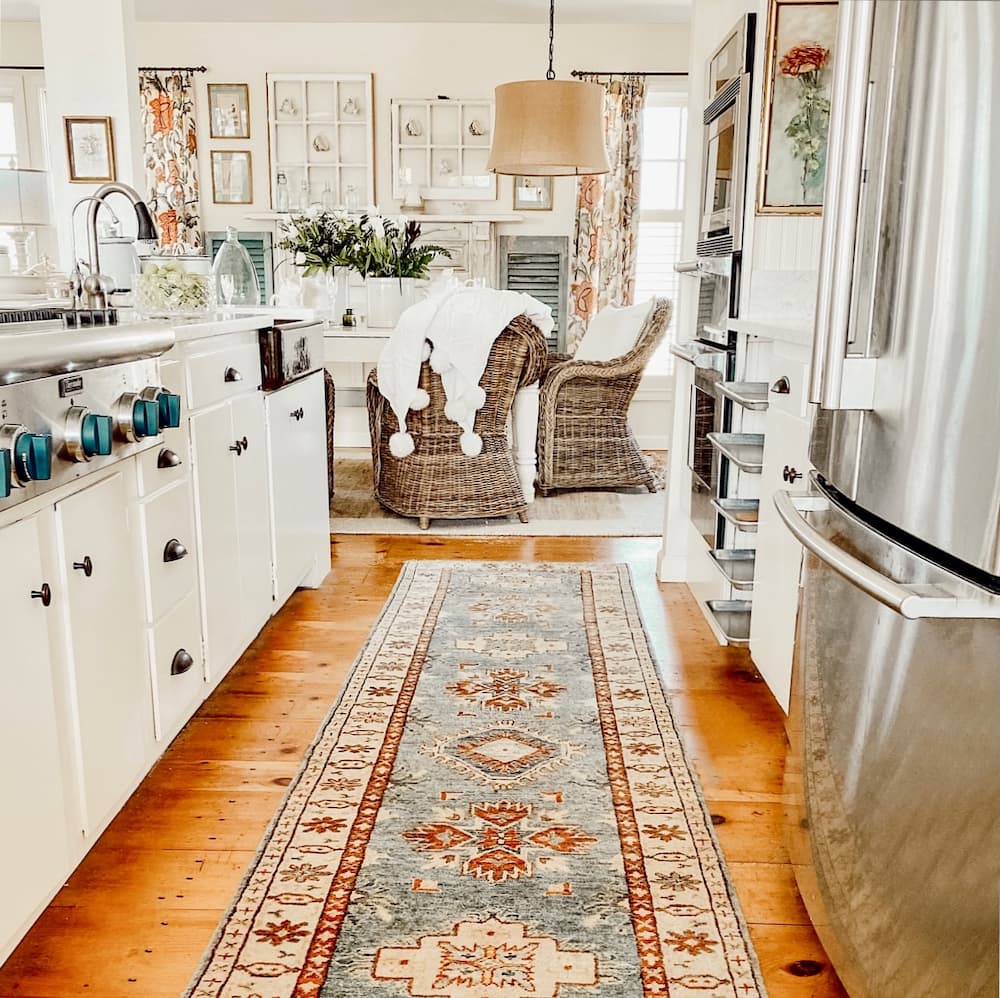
185,338,262,411
149,591,203,742
427,241,469,272
764,347,811,419
136,427,190,497
139,480,197,621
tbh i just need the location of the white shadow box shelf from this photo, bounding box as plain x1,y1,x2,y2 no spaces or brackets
391,98,496,202
267,73,375,212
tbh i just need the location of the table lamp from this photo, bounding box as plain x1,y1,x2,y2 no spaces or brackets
0,168,51,273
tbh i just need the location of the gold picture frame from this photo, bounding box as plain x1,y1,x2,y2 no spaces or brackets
208,83,251,139
64,116,116,183
757,0,839,215
211,150,253,204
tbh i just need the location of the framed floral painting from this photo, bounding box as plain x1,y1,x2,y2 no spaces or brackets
757,0,839,214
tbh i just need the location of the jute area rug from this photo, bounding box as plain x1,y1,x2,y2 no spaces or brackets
187,562,765,998
330,452,668,537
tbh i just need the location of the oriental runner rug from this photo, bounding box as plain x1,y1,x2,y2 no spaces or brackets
187,562,765,998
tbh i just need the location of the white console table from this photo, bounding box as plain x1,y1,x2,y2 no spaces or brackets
325,322,539,503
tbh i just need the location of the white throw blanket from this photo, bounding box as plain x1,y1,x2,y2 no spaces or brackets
376,287,554,458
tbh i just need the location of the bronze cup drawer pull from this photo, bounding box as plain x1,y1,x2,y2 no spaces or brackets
224,367,242,383
157,448,182,469
170,648,194,676
163,538,189,563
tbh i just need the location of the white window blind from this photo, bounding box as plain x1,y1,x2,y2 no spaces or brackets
635,87,688,376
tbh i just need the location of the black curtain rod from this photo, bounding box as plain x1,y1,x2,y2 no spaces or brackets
571,70,688,78
138,65,208,73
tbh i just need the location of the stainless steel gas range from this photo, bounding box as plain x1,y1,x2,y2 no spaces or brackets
0,315,177,510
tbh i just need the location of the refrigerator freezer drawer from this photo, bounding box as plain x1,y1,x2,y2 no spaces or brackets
784,488,1000,998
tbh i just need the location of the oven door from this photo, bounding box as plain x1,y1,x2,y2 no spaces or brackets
676,256,732,348
688,355,727,547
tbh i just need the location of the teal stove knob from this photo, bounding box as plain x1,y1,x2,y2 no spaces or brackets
157,392,181,429
14,433,52,482
81,413,113,457
132,398,161,439
0,450,10,499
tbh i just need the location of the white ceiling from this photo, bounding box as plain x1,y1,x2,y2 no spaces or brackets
3,0,691,23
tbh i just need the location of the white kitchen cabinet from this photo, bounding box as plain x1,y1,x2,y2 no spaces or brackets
749,353,813,714
266,372,331,605
55,472,151,836
190,390,272,685
0,513,73,960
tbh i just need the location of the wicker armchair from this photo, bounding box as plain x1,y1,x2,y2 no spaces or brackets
367,315,548,529
536,296,672,495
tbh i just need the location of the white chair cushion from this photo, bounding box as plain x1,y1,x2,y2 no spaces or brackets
573,300,653,363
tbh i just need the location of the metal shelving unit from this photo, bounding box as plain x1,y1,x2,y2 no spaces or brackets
711,497,759,532
708,548,757,590
707,432,765,473
716,381,770,410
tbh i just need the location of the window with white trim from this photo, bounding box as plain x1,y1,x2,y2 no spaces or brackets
634,84,688,376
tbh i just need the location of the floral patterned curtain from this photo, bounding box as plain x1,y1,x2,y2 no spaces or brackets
139,70,202,255
566,74,646,351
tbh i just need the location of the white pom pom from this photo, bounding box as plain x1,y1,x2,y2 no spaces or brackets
389,431,415,458
430,349,452,374
460,431,483,457
470,386,487,410
420,341,432,362
410,387,430,411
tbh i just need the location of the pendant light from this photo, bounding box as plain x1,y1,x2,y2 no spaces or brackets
486,0,610,176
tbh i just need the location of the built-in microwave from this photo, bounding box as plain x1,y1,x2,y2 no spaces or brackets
698,13,755,255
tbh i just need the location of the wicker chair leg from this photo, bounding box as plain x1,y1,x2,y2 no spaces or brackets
517,510,528,523
418,516,430,530
538,487,551,498
646,482,657,494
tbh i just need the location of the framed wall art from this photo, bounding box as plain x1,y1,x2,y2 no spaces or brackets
64,116,116,183
513,175,553,211
208,83,251,139
211,150,253,204
757,0,839,214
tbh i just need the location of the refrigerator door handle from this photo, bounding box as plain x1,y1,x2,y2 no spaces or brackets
774,489,1000,620
810,0,878,410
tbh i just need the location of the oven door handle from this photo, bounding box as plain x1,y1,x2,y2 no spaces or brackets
674,260,702,275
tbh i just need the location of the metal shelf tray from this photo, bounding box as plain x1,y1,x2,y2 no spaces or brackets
708,548,757,590
706,599,752,646
711,497,759,532
716,381,769,410
707,432,765,473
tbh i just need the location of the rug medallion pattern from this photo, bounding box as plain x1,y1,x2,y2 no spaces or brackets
187,562,765,997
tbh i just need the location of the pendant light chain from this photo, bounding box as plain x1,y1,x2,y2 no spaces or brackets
547,0,556,80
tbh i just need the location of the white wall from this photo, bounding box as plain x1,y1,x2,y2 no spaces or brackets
0,20,43,65
133,20,689,241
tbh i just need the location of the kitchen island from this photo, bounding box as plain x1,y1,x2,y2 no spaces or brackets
0,310,330,964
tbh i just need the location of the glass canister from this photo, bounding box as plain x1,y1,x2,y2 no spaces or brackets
211,226,261,307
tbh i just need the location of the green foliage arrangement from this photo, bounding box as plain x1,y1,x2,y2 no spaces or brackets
349,215,451,281
277,211,360,277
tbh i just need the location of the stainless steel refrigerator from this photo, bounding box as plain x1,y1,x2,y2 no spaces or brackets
773,2,1000,995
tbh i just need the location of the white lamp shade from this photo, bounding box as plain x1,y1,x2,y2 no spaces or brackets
487,79,610,176
0,168,50,227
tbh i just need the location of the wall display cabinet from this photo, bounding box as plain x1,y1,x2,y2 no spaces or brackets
391,98,496,201
267,73,375,212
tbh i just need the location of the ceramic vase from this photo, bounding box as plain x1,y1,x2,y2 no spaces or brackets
366,276,418,329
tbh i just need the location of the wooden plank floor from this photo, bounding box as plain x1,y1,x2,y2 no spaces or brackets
0,535,846,997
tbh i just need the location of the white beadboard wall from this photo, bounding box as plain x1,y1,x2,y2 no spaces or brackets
743,215,822,329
